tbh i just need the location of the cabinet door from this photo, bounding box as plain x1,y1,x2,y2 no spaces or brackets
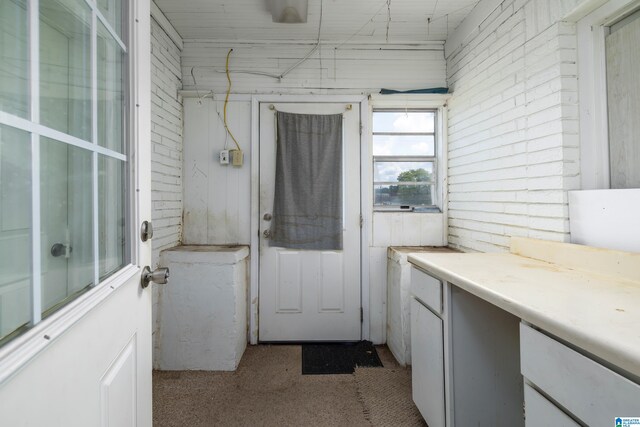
411,298,445,427
524,384,579,427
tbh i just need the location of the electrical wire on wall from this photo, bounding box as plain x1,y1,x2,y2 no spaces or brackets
190,68,230,151
223,49,241,152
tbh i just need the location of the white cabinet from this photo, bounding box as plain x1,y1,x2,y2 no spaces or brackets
410,266,524,427
523,384,579,427
411,297,445,427
521,323,640,426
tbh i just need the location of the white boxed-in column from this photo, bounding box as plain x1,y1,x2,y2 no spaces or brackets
157,245,249,371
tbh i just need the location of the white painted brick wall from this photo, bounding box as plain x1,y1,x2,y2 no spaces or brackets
151,17,183,266
446,0,581,253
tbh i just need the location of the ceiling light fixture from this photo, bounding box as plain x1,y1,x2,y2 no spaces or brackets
270,0,308,23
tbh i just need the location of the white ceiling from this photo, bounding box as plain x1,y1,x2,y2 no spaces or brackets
154,0,481,43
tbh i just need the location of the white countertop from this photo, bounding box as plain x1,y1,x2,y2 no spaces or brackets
408,249,640,379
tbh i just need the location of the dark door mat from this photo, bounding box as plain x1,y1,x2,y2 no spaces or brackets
302,341,383,375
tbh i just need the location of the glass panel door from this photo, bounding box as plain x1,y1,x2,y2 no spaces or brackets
0,125,31,343
0,0,129,346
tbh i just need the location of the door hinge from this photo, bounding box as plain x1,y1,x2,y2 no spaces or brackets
360,307,364,322
359,214,364,228
140,221,153,242
359,123,363,135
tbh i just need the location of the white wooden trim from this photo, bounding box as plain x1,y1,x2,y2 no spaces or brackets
440,104,449,245
249,94,368,344
576,0,640,190
150,1,183,51
0,112,127,161
92,8,100,287
565,0,624,21
184,39,445,49
249,96,260,345
368,93,451,107
0,264,140,386
28,0,42,325
178,91,252,101
360,96,371,341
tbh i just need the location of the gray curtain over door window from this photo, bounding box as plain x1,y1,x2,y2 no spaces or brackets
270,111,343,250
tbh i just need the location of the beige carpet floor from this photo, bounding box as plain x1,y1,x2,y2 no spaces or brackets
153,345,424,427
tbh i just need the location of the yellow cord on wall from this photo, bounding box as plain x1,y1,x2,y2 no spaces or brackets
224,49,241,151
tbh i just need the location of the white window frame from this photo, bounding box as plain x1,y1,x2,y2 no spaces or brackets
368,94,449,213
576,0,640,189
0,0,134,355
372,108,439,211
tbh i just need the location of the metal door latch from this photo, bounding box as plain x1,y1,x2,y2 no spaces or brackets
140,221,153,242
141,266,169,288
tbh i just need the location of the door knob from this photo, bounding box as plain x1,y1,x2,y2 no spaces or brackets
141,266,170,288
50,243,72,258
263,229,272,239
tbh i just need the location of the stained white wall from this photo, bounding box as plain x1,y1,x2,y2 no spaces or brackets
445,0,582,252
181,41,447,344
182,97,251,246
150,9,183,360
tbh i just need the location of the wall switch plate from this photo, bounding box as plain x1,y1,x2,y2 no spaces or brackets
219,150,229,165
230,149,244,167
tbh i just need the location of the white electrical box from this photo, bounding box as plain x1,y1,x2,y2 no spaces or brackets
230,149,244,167
219,149,229,165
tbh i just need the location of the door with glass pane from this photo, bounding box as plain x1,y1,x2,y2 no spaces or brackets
258,102,361,342
0,0,152,426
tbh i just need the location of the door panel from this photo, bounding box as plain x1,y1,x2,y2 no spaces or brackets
0,269,149,427
411,298,445,427
259,102,361,342
319,252,344,312
100,336,137,427
276,251,303,313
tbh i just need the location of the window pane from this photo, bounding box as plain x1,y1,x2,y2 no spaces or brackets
40,0,92,141
98,22,125,153
40,137,93,315
0,125,32,343
97,0,123,39
0,0,29,118
606,11,640,189
373,135,435,156
374,184,434,207
372,111,435,133
374,161,434,183
99,156,125,279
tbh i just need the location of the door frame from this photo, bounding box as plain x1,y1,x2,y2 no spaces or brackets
250,94,370,344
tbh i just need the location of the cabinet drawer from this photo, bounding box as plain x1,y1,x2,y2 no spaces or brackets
520,323,640,426
411,267,442,315
524,384,579,427
411,298,445,427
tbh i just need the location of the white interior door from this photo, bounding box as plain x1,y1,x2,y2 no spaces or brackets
0,0,153,425
258,102,361,342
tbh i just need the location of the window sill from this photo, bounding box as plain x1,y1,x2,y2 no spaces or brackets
374,207,442,213
0,264,140,386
